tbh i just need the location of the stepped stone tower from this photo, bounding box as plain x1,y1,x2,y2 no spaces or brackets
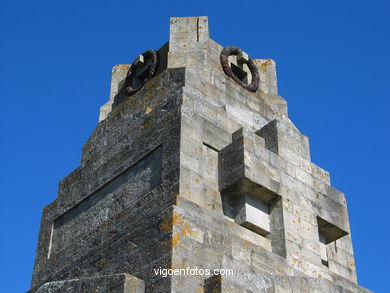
30,17,372,293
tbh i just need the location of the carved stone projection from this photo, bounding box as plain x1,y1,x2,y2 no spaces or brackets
220,46,260,92
29,16,372,293
125,49,158,96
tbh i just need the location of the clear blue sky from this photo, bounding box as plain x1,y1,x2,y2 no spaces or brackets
0,0,388,292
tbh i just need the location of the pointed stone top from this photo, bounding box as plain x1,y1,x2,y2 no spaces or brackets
169,16,209,52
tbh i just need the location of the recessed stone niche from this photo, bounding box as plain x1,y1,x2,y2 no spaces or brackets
317,216,348,267
221,178,286,257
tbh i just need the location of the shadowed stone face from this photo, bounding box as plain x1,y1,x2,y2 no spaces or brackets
50,147,162,257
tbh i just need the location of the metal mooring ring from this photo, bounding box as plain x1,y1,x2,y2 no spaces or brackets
220,46,259,92
125,49,158,96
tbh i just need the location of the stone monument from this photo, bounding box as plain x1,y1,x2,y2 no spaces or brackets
29,16,372,293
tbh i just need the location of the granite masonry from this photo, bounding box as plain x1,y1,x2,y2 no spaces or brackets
29,16,372,293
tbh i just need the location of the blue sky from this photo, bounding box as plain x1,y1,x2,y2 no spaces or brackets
0,0,389,292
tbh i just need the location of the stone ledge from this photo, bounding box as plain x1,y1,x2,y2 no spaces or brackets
32,274,145,293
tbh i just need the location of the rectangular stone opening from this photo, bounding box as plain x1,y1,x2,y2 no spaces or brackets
317,216,348,267
221,179,286,257
317,216,348,244
319,232,329,267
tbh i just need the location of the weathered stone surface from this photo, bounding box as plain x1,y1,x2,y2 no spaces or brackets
204,273,372,293
35,274,145,293
29,16,372,293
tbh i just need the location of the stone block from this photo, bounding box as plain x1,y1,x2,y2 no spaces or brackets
235,194,270,237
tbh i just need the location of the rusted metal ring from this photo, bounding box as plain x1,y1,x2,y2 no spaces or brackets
125,49,158,96
220,46,259,92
